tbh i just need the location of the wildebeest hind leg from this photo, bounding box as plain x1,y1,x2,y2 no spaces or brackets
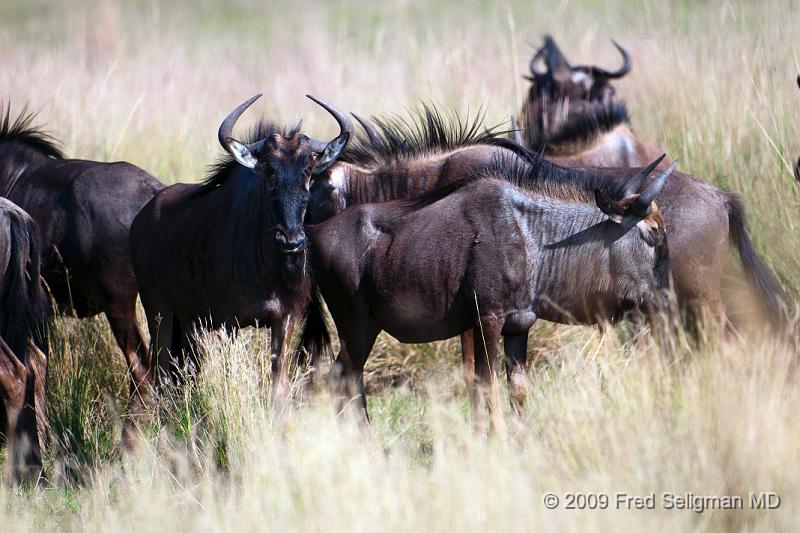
27,341,48,454
460,330,475,393
106,302,152,395
0,337,43,484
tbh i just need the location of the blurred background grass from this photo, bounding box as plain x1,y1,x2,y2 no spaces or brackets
1,0,799,530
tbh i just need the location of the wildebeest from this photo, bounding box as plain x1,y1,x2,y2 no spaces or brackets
516,35,664,168
130,94,352,405
0,107,164,399
308,107,788,412
306,107,564,390
513,37,788,329
307,159,674,423
0,197,49,484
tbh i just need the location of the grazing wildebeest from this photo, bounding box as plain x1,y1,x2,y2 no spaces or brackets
306,159,674,424
516,35,665,168
513,37,788,329
0,107,164,399
0,198,49,483
130,94,351,405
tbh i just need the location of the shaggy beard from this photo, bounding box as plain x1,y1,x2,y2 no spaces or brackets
279,248,309,282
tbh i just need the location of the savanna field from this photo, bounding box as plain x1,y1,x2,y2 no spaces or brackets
2,0,800,530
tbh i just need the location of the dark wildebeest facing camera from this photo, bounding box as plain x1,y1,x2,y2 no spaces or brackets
130,94,353,409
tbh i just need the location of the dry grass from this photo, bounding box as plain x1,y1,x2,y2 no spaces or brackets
1,0,799,530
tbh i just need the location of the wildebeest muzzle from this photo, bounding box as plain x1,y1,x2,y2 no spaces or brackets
275,226,306,253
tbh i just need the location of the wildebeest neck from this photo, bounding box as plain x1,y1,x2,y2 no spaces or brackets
0,143,59,197
517,195,658,322
0,108,64,196
308,145,512,223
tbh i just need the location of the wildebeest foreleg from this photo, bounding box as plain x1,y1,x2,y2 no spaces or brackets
460,330,475,392
270,315,295,414
471,317,504,435
503,331,529,415
147,311,173,388
331,321,379,423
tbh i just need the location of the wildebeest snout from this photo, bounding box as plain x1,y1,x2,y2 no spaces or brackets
275,226,306,253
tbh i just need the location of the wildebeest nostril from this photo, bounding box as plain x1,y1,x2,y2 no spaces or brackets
275,229,305,252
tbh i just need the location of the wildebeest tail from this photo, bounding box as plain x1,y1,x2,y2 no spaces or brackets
298,285,331,367
0,210,49,362
726,193,790,331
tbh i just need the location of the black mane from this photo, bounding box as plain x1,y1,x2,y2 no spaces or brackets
521,99,629,150
398,145,630,215
488,148,630,203
341,104,512,166
199,120,301,192
0,104,64,159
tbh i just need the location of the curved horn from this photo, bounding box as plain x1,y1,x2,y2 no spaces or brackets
218,94,263,169
623,153,666,196
218,94,262,150
352,112,382,146
630,160,677,215
306,95,354,145
574,40,632,79
604,40,632,79
306,95,354,174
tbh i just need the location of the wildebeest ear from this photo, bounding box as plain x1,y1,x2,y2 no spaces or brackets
226,139,258,169
594,189,626,223
629,161,677,217
314,132,350,174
